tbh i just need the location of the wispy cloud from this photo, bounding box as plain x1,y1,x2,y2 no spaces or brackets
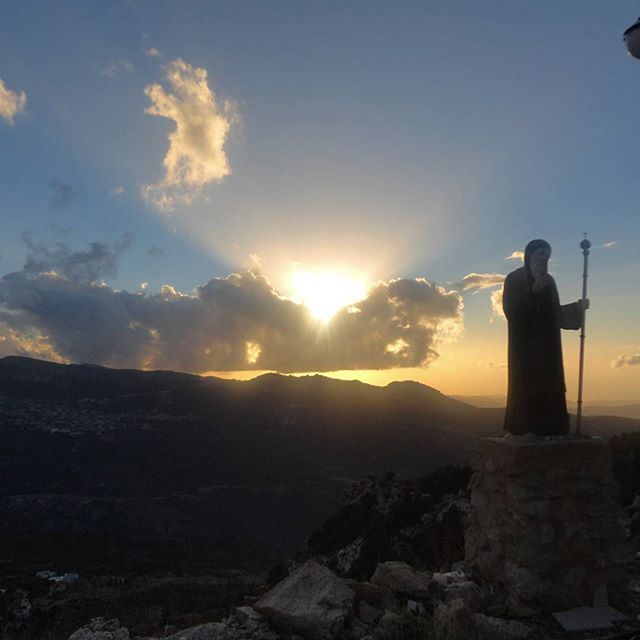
597,241,618,249
21,232,134,282
49,180,77,208
612,353,640,368
101,60,134,78
0,78,26,126
505,250,524,261
142,58,236,212
452,272,505,293
144,47,161,58
450,272,505,322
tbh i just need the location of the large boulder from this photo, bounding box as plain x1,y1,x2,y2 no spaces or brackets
253,559,355,640
370,561,434,600
432,570,484,609
68,617,130,640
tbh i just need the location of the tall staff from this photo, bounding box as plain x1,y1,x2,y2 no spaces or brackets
576,233,591,435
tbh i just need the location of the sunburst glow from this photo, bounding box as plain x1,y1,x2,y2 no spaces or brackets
290,269,368,323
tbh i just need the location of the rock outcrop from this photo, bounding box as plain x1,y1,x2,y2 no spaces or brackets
58,459,640,640
304,467,471,580
370,561,434,600
465,435,632,616
252,559,355,639
68,617,130,640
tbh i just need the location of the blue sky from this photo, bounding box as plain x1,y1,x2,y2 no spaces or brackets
0,1,638,399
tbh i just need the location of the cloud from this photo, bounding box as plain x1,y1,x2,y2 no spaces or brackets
111,186,125,197
612,353,640,368
490,287,505,322
101,60,134,78
0,243,462,373
452,272,505,293
49,180,77,208
505,251,524,261
144,47,161,57
0,78,26,126
0,325,65,362
141,58,235,211
450,272,505,322
244,253,263,274
21,232,134,283
597,241,618,249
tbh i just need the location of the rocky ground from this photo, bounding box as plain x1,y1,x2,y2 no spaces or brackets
0,569,266,640
5,464,640,640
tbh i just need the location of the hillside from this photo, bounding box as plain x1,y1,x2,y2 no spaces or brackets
0,356,637,576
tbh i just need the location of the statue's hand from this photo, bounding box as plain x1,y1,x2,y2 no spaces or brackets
577,298,590,312
532,273,552,293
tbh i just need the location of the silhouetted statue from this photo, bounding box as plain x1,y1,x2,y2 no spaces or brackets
503,239,589,435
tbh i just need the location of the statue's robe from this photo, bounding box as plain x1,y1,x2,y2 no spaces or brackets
502,266,582,435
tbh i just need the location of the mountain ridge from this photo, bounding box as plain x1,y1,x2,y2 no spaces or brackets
0,355,637,578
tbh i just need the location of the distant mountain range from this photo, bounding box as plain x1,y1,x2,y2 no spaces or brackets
453,394,640,420
1,356,638,575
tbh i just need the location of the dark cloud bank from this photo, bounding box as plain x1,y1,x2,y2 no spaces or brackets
0,239,463,373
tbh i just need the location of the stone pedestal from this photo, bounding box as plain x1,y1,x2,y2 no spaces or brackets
465,435,631,616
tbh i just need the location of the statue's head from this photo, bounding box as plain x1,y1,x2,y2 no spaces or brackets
524,239,551,278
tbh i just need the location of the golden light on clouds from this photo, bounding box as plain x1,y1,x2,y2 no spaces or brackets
289,268,369,323
0,78,26,126
245,340,261,364
142,58,235,211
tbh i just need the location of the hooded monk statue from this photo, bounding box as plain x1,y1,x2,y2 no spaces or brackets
502,239,589,435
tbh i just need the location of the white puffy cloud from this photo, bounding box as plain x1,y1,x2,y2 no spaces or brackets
142,58,235,211
0,242,462,373
0,78,26,125
505,250,524,261
612,353,640,368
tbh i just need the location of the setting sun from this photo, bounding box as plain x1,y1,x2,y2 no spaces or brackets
290,269,368,323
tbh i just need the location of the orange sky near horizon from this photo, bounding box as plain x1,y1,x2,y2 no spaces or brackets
206,335,640,403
